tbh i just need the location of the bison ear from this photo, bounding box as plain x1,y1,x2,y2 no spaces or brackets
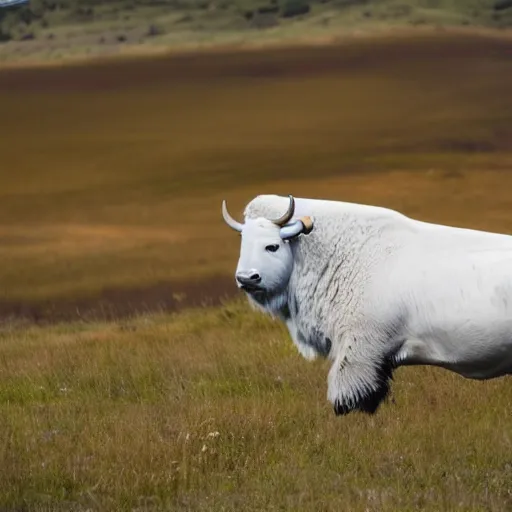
299,216,314,235
279,216,314,240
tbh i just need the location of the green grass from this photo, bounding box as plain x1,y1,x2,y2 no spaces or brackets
0,300,510,510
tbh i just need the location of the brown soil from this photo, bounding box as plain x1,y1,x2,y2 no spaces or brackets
1,31,511,93
0,30,511,324
0,275,238,324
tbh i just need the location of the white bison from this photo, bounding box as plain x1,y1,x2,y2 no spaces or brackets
222,194,512,415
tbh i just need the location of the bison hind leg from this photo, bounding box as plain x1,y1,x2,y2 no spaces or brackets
356,359,394,414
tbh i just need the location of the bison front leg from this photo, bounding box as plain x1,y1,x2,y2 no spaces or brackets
327,337,395,416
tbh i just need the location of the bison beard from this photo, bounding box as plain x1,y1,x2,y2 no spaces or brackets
333,358,394,416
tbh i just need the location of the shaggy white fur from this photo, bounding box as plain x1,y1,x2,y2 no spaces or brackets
227,194,512,415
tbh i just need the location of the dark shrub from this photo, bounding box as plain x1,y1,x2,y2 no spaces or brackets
280,0,310,18
147,24,164,36
494,0,512,10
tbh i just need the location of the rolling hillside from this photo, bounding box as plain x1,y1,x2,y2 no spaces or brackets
0,0,511,64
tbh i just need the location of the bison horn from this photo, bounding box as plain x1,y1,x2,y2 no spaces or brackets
222,200,244,232
270,195,295,226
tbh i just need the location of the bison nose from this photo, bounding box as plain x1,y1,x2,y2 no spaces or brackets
236,271,262,288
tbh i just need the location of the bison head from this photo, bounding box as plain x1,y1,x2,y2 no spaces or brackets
222,195,313,313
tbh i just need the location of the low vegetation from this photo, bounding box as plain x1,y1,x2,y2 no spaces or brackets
0,0,511,64
0,300,511,510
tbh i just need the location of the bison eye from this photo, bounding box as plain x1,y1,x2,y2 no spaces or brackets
265,244,279,253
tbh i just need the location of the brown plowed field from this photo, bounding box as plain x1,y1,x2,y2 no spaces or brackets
0,32,511,93
0,31,511,322
0,275,236,324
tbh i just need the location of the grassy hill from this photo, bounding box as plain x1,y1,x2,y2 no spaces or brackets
0,0,511,64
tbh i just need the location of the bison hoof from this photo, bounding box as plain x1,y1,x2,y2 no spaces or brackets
333,380,392,416
333,396,384,416
333,400,354,416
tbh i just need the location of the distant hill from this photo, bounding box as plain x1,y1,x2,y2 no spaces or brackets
0,1,511,62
